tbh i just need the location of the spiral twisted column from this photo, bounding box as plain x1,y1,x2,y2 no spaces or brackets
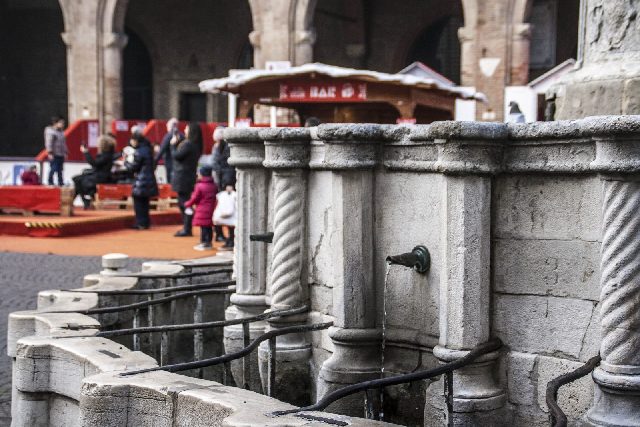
269,170,305,310
256,128,312,406
599,180,640,368
222,128,269,392
587,126,640,426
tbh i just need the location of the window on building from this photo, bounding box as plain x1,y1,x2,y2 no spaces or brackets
179,93,207,122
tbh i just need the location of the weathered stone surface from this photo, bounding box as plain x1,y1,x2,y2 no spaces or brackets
427,121,508,141
623,79,640,113
493,239,600,301
374,172,442,344
317,123,384,142
536,356,594,417
306,171,333,288
506,352,538,407
493,294,595,358
493,175,601,241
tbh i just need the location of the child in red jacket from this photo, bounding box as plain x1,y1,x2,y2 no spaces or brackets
184,166,218,250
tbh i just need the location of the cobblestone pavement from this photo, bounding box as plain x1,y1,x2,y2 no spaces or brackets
0,252,150,426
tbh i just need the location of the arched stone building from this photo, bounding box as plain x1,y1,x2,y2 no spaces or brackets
0,0,578,155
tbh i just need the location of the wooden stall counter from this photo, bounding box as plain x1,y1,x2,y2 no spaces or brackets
0,186,73,216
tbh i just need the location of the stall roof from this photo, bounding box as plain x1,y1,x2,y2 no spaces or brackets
199,62,486,102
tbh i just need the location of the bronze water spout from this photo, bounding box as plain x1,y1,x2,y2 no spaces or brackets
386,245,430,274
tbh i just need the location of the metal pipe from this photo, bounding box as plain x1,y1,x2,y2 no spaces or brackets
193,295,204,379
160,331,169,365
386,245,431,274
132,308,140,351
267,336,276,397
242,322,251,389
249,232,274,243
271,338,502,416
97,305,308,337
445,371,454,427
103,268,233,279
49,287,235,315
120,322,333,377
546,355,600,427
147,295,155,358
61,280,235,295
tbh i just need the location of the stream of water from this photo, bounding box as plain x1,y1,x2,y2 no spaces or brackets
379,263,392,421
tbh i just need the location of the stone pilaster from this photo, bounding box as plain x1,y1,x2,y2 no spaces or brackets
248,0,317,67
102,32,127,132
423,122,508,426
586,116,640,426
257,128,311,406
58,0,128,129
313,124,383,416
222,128,269,392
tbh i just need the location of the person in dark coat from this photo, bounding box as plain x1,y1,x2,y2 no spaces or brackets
211,127,236,189
171,121,202,237
184,165,218,250
126,126,158,229
154,118,182,183
73,135,117,209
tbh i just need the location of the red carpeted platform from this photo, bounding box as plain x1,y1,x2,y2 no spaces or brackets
0,209,182,237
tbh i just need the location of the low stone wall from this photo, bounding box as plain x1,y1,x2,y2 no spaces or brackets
8,256,392,427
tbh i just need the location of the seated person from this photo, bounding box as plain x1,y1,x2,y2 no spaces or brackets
73,135,118,209
20,165,40,185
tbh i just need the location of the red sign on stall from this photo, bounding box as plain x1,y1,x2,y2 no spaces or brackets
278,81,367,102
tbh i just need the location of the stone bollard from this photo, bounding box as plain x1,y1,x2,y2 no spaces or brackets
99,253,129,276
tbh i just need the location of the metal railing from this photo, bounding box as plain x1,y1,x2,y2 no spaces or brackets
546,355,600,427
52,279,236,372
271,338,502,424
119,319,333,398
83,267,234,280
98,305,308,381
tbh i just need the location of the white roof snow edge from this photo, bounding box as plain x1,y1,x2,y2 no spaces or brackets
199,62,486,102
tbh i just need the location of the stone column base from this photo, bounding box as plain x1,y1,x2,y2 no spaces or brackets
424,346,506,426
257,313,311,406
316,327,381,416
585,367,640,426
223,295,268,392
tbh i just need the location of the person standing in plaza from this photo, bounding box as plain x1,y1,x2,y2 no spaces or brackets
126,126,158,229
184,165,218,251
44,116,67,186
211,126,235,189
171,121,202,237
210,127,235,241
154,117,181,183
213,182,237,250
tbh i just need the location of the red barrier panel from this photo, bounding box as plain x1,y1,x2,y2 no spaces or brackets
110,120,149,152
